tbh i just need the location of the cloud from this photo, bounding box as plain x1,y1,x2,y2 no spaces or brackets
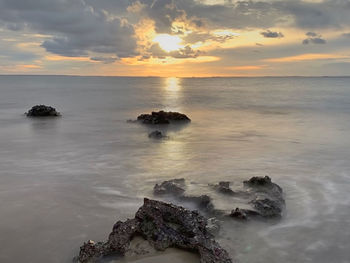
147,43,202,59
0,0,138,58
302,32,326,45
90,56,119,64
261,30,284,38
342,33,350,38
265,53,346,63
184,31,236,44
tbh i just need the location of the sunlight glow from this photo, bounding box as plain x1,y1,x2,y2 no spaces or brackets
153,34,184,52
165,77,181,91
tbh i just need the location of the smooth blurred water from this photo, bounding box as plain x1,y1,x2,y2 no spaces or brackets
0,76,350,263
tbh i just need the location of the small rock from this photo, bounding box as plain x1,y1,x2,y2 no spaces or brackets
137,111,191,125
229,208,260,220
251,198,283,218
154,178,185,196
211,181,235,195
26,105,60,117
148,130,165,139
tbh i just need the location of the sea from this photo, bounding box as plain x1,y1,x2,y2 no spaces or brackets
0,76,349,263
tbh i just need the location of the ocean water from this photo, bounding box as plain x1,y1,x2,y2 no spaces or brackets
0,76,350,263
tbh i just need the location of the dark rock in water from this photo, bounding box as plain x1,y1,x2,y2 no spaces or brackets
154,179,216,212
77,198,232,263
126,119,137,123
229,208,260,220
26,105,60,117
154,178,185,196
179,194,215,212
244,176,284,218
155,176,285,220
148,130,165,139
211,181,235,195
250,198,283,218
137,111,191,124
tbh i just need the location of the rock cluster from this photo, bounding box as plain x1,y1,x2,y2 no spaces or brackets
26,105,60,117
77,198,232,263
137,111,191,124
154,179,214,212
154,176,284,220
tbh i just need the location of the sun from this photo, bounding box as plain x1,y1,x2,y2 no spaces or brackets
153,34,183,52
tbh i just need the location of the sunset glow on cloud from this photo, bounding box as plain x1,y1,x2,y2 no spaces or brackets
0,0,350,76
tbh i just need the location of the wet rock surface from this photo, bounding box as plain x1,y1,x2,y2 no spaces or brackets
137,111,191,124
154,178,186,196
155,176,284,220
154,179,215,212
26,105,60,117
77,198,232,263
148,130,166,139
211,182,235,196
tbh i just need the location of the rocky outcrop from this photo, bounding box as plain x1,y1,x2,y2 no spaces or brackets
137,111,191,124
26,105,60,117
148,130,166,139
77,198,232,263
154,179,215,212
155,176,284,220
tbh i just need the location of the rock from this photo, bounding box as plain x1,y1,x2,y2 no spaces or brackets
137,111,191,125
77,198,232,263
244,176,282,195
206,218,221,236
148,130,165,139
243,176,284,218
26,105,60,117
154,178,185,196
154,179,216,212
211,181,235,195
250,198,283,218
155,176,285,220
179,194,215,212
229,208,260,220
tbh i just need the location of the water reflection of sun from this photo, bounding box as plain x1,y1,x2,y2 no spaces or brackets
163,77,183,111
165,77,181,91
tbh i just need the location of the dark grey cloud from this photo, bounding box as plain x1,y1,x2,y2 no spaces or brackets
261,30,284,38
0,0,137,58
342,33,350,38
90,56,119,64
134,0,350,33
302,32,326,45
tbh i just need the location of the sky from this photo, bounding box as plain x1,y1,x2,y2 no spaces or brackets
0,0,350,77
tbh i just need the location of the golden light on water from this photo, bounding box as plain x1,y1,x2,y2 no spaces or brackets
165,77,181,91
153,34,184,52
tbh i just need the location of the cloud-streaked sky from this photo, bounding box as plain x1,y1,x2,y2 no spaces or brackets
0,0,350,76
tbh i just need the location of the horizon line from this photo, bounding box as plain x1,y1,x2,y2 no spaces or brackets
0,74,350,78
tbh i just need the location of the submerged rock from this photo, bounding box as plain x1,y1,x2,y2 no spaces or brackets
244,176,284,218
154,176,285,220
137,111,191,125
154,178,186,196
154,179,216,212
148,130,166,139
211,181,235,195
229,208,260,220
26,105,60,117
77,198,232,263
